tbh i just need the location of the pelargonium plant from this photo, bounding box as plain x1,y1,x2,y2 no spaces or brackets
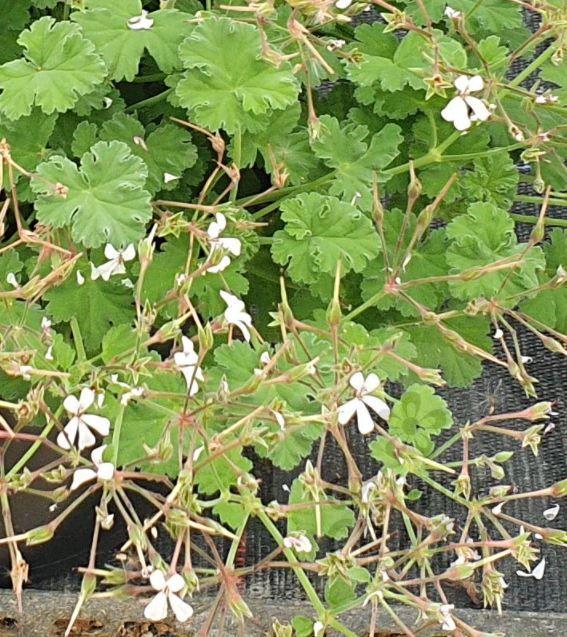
0,0,566,636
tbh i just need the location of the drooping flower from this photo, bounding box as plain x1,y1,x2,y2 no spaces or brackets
144,570,193,623
206,213,241,274
441,75,490,131
127,10,154,31
338,372,390,435
70,445,115,491
283,533,312,553
57,388,110,451
313,621,325,637
517,557,546,581
173,336,204,395
220,291,253,342
91,244,136,281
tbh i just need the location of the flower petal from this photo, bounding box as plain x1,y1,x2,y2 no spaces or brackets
349,372,365,391
81,414,111,437
77,423,96,450
150,569,167,591
543,504,560,521
356,402,375,435
363,373,380,394
236,320,251,342
168,593,193,623
90,445,106,466
70,468,97,491
464,96,490,122
467,75,484,92
144,591,168,621
441,96,470,130
532,557,546,580
78,388,95,411
63,394,81,415
362,395,391,422
338,398,359,425
454,75,470,93
58,417,80,449
122,244,136,262
97,462,115,481
167,573,185,593
219,237,241,256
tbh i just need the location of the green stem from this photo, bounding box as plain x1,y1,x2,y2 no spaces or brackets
257,510,358,637
125,88,172,113
110,404,125,466
513,197,567,212
344,290,386,322
225,512,250,569
70,317,86,362
507,45,557,91
230,126,242,203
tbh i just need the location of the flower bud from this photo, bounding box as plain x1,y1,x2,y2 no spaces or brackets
26,525,55,546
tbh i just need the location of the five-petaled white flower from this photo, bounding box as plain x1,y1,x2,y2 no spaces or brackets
70,445,115,491
92,244,136,281
283,534,312,553
338,372,390,435
441,75,490,131
57,388,111,451
128,10,154,30
335,0,352,8
144,570,193,623
206,213,242,274
174,336,204,396
220,291,253,342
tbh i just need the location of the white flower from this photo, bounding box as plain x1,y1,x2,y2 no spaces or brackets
92,244,136,281
517,557,546,580
543,504,560,521
493,328,504,340
127,10,154,31
338,372,390,435
206,213,241,274
273,410,285,430
174,336,204,396
164,172,179,184
444,6,461,19
120,386,144,405
441,75,490,131
41,317,52,333
144,571,193,623
361,480,377,503
326,38,346,52
220,291,253,342
335,0,352,8
313,621,325,637
70,445,115,491
6,272,18,288
283,534,312,553
19,365,34,381
57,388,110,450
45,345,54,361
535,93,558,104
439,604,456,631
102,97,113,109
76,270,85,285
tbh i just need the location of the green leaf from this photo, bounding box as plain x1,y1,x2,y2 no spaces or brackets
97,113,197,194
389,384,453,455
406,316,492,387
459,153,519,209
271,193,380,291
287,479,355,541
44,261,134,353
174,17,299,133
360,213,449,316
311,115,403,207
214,501,248,530
0,110,56,184
72,0,191,81
195,448,253,495
0,17,106,119
101,324,137,364
446,203,545,301
31,140,153,248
